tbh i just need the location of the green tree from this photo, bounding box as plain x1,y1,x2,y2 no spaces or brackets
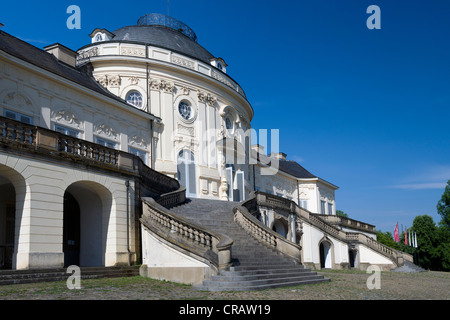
376,230,400,250
412,215,440,270
336,210,348,218
437,180,450,228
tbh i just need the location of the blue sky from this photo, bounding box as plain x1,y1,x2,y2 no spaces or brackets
1,0,449,232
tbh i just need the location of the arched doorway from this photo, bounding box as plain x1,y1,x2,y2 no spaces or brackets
0,176,16,269
64,181,112,267
177,149,197,198
0,164,26,270
349,248,358,268
63,192,80,266
319,241,332,269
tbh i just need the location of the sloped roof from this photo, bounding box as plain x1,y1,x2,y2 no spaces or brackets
278,159,318,179
0,30,127,104
111,25,215,64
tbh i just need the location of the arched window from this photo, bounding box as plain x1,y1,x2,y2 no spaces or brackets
126,91,143,109
177,150,197,197
95,33,103,42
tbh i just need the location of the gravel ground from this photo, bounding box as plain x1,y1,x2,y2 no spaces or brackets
0,269,448,301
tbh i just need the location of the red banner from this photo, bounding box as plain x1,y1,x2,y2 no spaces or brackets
394,223,399,242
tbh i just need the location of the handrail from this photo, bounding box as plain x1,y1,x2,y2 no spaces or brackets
141,197,233,271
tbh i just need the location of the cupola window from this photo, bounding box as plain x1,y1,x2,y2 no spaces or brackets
95,33,103,42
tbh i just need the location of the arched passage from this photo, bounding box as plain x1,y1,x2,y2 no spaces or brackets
319,240,332,269
64,181,113,267
0,164,26,270
272,219,288,238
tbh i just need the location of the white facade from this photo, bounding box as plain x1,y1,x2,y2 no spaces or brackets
0,14,404,275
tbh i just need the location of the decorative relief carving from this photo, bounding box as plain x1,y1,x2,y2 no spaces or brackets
108,75,121,87
129,135,149,148
94,123,117,139
3,92,32,108
148,79,174,93
172,56,195,69
52,110,81,127
95,75,108,88
197,90,217,106
160,80,174,93
211,70,237,90
149,79,161,91
121,46,145,57
77,47,98,61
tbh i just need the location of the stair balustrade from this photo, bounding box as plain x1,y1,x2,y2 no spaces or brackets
141,198,233,271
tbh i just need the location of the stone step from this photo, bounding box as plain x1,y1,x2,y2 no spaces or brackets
168,198,330,291
0,266,140,286
197,275,329,291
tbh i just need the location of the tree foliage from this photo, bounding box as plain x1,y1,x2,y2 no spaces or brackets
336,210,348,218
437,179,450,228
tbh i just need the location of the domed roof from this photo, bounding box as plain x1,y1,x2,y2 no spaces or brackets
111,14,215,64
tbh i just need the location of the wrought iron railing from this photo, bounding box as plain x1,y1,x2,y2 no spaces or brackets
137,13,198,42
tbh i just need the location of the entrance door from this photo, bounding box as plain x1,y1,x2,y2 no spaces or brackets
1,203,15,269
349,249,357,268
319,242,331,269
177,150,197,198
63,192,80,267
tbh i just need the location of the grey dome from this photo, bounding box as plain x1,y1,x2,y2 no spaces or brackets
112,25,215,64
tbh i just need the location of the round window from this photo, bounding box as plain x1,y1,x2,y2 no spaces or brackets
178,101,193,121
126,91,143,109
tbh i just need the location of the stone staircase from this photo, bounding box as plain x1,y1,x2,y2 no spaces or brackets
170,198,329,291
0,266,139,286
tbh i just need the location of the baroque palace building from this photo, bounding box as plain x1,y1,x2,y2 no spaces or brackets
0,14,413,288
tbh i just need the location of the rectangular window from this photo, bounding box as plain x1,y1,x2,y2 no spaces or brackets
328,203,333,215
321,200,326,214
299,199,308,210
3,109,33,124
129,147,146,164
96,137,116,149
55,124,79,138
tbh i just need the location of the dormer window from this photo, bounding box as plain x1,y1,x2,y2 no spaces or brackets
210,58,227,73
89,28,114,44
95,33,103,42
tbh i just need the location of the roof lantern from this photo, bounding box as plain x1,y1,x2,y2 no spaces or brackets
137,13,197,42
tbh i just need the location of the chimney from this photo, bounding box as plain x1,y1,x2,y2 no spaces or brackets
269,152,287,160
44,43,77,67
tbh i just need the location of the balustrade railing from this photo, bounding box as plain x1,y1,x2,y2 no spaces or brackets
247,191,413,267
141,198,233,270
234,192,302,263
0,116,181,196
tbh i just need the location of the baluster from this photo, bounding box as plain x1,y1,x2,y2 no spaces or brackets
6,125,14,140
24,128,32,144
0,121,5,140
